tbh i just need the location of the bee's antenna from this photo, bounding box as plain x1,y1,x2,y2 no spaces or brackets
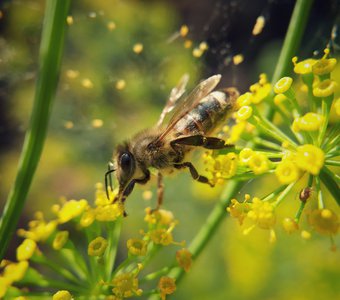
105,162,115,200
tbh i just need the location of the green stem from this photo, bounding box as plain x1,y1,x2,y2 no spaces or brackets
266,0,314,119
0,0,71,260
166,180,245,283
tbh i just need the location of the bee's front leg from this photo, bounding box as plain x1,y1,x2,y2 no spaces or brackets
170,135,234,150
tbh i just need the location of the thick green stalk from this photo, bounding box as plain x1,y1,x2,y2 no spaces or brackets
0,0,70,259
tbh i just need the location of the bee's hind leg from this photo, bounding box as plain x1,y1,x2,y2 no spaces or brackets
174,162,214,187
171,135,234,150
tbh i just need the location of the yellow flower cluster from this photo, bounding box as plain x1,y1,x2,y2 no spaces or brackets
1,184,186,299
220,49,339,245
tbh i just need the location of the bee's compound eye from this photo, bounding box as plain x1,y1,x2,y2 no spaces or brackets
120,152,134,174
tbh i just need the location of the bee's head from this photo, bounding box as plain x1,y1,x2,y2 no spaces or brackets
115,144,136,188
105,143,136,200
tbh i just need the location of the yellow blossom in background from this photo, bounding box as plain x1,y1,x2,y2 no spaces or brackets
17,218,57,242
313,79,337,97
88,236,108,256
53,231,69,250
308,209,339,235
112,272,143,298
16,239,37,261
282,217,299,234
292,57,316,74
57,199,88,223
127,239,148,256
3,261,29,282
52,290,73,300
176,248,192,272
158,276,176,300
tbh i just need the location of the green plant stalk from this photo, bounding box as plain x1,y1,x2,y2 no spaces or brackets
0,0,70,260
267,0,313,119
167,180,245,284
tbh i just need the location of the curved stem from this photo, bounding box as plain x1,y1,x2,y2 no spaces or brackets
166,180,245,284
266,0,314,119
0,0,71,260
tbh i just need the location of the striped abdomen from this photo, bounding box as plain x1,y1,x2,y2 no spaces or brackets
173,89,237,137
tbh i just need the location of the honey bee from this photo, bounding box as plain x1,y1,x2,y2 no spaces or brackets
106,74,239,212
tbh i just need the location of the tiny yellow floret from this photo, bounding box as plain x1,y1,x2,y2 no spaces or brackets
116,79,126,90
158,276,176,300
180,25,189,37
296,144,325,175
236,105,253,121
274,77,293,94
53,231,69,250
313,79,337,98
252,15,265,35
293,57,316,74
16,239,37,261
88,236,108,256
275,160,300,184
282,217,299,234
52,290,72,300
176,248,192,272
127,239,147,256
248,152,270,174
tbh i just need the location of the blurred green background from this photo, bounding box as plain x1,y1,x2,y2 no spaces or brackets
0,0,339,299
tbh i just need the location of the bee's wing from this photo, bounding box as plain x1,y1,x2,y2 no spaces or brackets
156,74,222,142
156,74,190,127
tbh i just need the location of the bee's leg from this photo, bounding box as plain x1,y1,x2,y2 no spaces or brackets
171,135,234,150
156,172,164,210
174,162,214,187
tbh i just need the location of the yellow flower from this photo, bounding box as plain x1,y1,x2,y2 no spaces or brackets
295,144,325,175
282,217,299,234
112,272,142,298
293,112,324,131
238,148,254,165
158,276,176,300
94,203,124,221
312,57,337,75
176,248,192,272
80,209,95,227
248,152,270,174
127,239,147,256
144,208,175,225
274,93,288,105
227,198,251,225
213,153,238,179
57,199,88,223
274,77,293,94
312,49,337,75
249,74,271,104
53,231,69,250
3,261,29,282
0,277,11,298
227,121,246,143
16,239,37,261
308,209,339,235
149,228,174,246
17,219,57,242
236,92,252,107
247,197,276,230
236,105,253,121
88,236,108,256
275,160,300,184
52,290,73,300
292,57,316,74
313,79,337,97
